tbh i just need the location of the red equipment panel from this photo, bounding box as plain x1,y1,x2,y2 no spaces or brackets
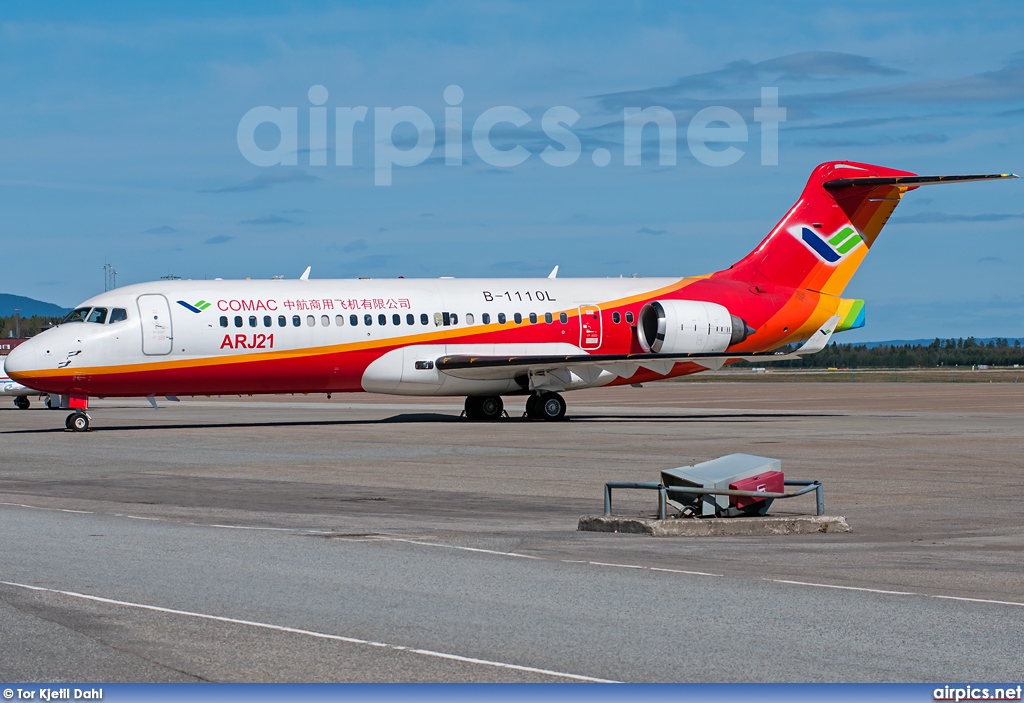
729,471,784,511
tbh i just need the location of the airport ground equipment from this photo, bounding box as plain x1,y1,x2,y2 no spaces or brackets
603,453,824,520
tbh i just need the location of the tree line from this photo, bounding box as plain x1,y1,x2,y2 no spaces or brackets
742,337,1024,369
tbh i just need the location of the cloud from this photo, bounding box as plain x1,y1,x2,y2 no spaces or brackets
637,226,668,236
893,212,1024,224
282,208,306,214
201,170,319,193
343,238,367,253
205,235,234,245
793,133,947,148
143,225,178,234
978,256,1003,264
593,51,902,110
238,215,297,225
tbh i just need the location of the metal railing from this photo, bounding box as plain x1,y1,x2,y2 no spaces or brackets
604,479,824,520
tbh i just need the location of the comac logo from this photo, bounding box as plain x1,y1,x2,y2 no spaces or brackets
793,225,863,264
177,299,211,313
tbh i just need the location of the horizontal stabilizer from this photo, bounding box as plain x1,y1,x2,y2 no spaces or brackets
824,173,1018,191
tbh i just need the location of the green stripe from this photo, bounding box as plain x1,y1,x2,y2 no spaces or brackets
827,227,855,246
836,234,862,255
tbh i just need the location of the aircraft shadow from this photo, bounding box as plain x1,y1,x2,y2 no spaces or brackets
3,411,839,434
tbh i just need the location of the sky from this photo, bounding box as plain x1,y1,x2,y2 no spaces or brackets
1,1,1023,341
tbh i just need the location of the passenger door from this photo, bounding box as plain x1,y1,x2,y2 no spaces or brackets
138,294,173,355
578,305,602,350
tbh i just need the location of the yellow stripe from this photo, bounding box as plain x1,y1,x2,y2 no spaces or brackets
22,278,697,380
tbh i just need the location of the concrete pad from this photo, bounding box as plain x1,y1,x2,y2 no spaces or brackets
578,514,852,536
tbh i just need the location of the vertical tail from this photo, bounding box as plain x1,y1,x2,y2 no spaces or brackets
717,162,1017,296
715,161,917,296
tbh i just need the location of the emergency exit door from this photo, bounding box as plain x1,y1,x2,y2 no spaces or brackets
578,305,602,350
138,294,173,355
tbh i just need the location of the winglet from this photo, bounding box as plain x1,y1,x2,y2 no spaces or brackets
299,266,311,281
548,265,559,279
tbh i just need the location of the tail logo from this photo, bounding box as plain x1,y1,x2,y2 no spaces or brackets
793,225,863,264
177,299,211,313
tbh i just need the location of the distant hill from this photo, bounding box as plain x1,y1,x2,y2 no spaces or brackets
0,293,70,318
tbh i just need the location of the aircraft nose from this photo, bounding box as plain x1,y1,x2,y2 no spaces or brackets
4,339,39,380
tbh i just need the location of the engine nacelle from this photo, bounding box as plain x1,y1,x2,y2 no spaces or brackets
637,300,751,354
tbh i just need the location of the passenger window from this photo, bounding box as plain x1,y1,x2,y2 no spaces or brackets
529,313,537,324
498,313,506,324
420,313,429,325
559,312,568,324
235,316,243,328
350,314,358,326
466,313,475,325
264,315,272,327
393,314,401,325
613,312,621,324
321,315,330,326
87,308,108,324
249,316,258,328
434,312,443,326
544,312,553,324
292,315,301,327
625,311,634,324
514,313,523,324
406,314,414,325
307,315,315,327
220,316,228,328
278,315,286,327
482,313,491,324
109,308,128,323
378,314,387,326
451,313,458,325
364,314,373,326
336,315,345,326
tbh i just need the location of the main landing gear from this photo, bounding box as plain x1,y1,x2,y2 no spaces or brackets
463,392,568,422
525,392,567,421
65,411,90,432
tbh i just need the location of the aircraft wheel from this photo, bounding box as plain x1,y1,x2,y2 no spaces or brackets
44,395,53,409
14,395,30,410
525,394,543,420
464,396,503,421
538,392,567,421
68,412,90,432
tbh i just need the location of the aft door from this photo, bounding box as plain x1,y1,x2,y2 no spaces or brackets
578,305,602,350
138,294,173,355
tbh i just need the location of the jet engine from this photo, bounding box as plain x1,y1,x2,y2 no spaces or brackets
637,300,752,354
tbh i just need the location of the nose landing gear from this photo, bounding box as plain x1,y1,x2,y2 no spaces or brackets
65,411,90,432
14,395,30,410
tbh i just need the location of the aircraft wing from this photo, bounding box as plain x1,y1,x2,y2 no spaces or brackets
436,317,840,385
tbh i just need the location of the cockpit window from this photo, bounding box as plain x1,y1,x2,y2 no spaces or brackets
61,307,91,324
87,307,108,324
109,308,128,323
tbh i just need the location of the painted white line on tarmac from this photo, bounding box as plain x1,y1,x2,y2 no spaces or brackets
371,536,542,560
769,579,1024,607
0,579,618,683
0,502,93,514
769,579,916,596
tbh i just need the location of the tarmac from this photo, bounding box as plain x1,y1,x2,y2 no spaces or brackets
1,383,1022,682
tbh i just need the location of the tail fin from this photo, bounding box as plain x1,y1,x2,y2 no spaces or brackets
715,161,1018,296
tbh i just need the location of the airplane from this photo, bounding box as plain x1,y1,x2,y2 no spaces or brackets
1,373,44,409
3,161,1017,432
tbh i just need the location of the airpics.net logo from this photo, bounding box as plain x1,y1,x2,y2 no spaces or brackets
236,85,787,186
177,300,211,314
792,225,864,264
